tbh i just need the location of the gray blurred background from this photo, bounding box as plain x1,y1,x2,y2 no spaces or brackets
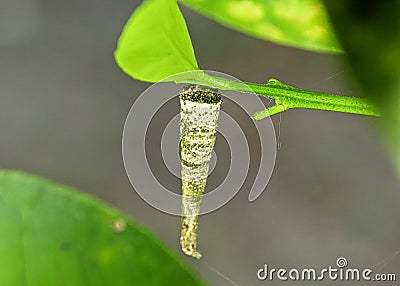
1,0,399,285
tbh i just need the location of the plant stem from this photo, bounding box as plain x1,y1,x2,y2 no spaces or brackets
172,73,381,119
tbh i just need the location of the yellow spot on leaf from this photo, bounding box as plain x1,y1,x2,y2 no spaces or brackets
112,218,126,233
257,23,283,40
305,26,326,39
227,1,264,22
273,1,322,24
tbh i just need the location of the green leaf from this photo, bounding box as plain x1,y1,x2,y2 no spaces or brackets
180,0,342,53
322,1,400,177
0,170,206,286
115,0,199,82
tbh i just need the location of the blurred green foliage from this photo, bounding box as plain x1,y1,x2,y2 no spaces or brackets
0,171,205,286
180,0,342,53
323,1,400,176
